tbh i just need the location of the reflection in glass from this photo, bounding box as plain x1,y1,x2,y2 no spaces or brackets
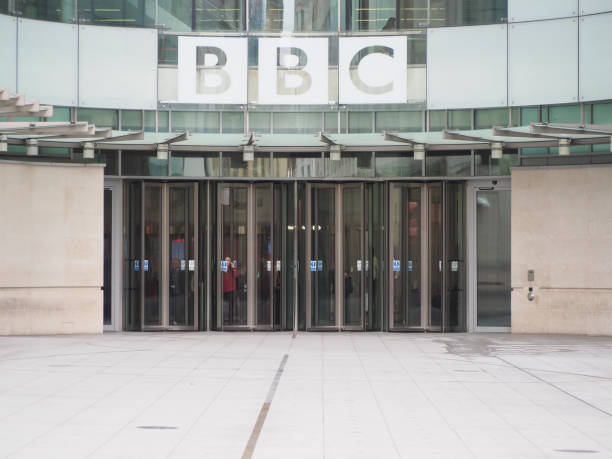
123,182,141,330
343,187,362,327
194,0,242,31
222,186,248,326
274,153,325,178
349,0,396,31
19,0,76,22
391,185,421,327
170,153,219,177
429,185,442,327
311,187,336,327
78,0,155,27
327,153,373,178
222,152,270,177
477,190,511,327
445,182,466,331
426,152,471,177
375,153,422,177
144,186,162,326
168,186,195,326
249,0,337,32
475,151,518,176
256,185,273,326
122,151,167,176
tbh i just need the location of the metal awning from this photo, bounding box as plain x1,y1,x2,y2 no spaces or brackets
2,123,611,155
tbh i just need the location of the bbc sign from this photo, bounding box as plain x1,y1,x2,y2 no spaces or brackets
177,36,408,105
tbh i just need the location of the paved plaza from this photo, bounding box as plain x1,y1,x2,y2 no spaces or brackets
1,332,612,458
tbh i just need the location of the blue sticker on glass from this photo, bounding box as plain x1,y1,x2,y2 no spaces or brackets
221,260,228,272
317,260,323,271
143,260,149,272
392,259,400,272
310,260,317,272
134,260,140,272
407,260,413,272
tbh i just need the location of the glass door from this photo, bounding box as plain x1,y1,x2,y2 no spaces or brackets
470,182,511,331
389,184,422,330
219,184,249,328
306,183,366,330
168,184,197,328
429,183,443,330
140,182,198,331
142,184,163,328
307,185,337,329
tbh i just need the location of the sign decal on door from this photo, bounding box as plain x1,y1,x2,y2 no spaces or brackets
221,260,228,272
317,260,323,271
407,260,413,272
134,260,140,272
143,260,149,272
310,260,317,271
392,259,400,272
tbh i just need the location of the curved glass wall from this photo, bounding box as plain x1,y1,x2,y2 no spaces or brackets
4,0,506,30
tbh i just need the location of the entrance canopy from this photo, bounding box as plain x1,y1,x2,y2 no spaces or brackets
3,124,611,156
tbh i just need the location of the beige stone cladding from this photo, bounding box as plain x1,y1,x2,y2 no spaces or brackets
0,160,104,335
511,165,612,335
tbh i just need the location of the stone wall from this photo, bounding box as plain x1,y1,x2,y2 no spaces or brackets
511,165,612,335
0,160,104,335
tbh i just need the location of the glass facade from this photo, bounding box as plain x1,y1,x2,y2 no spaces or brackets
5,0,506,30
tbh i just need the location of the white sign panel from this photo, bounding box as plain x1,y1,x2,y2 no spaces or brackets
177,36,247,104
339,36,407,104
258,37,328,105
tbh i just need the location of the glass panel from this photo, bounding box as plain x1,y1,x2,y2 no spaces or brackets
311,186,336,327
144,185,162,326
592,103,612,124
169,186,195,326
77,108,118,129
445,183,466,331
426,152,471,177
222,112,244,133
45,106,71,122
158,111,170,131
448,109,472,130
274,184,284,329
159,34,178,65
475,150,519,176
429,110,446,131
78,0,155,26
273,153,325,177
222,186,248,326
157,1,191,32
101,151,119,175
122,110,142,130
170,152,219,177
391,185,421,328
549,104,581,124
103,189,112,325
273,112,322,134
144,111,156,132
474,108,509,129
343,186,362,327
194,0,242,31
327,152,373,177
172,111,220,133
19,0,76,22
222,152,270,177
407,35,426,64
375,152,422,177
429,0,506,27
399,1,428,29
249,112,271,133
122,151,168,176
324,112,339,133
520,106,540,125
429,184,442,327
349,0,396,31
123,182,141,330
348,112,373,133
477,190,511,327
249,0,337,31
376,111,423,132
256,185,273,326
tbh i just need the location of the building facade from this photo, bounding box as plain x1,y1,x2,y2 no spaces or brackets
1,0,612,335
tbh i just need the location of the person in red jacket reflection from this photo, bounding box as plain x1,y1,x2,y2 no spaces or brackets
223,257,238,323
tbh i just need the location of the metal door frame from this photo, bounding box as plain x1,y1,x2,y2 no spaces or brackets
141,182,198,331
103,179,122,332
467,179,511,333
